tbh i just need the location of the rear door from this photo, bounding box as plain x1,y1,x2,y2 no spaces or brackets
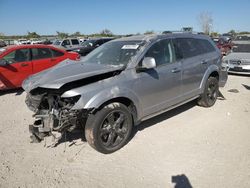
173,38,207,99
0,48,32,88
135,39,182,117
31,47,54,74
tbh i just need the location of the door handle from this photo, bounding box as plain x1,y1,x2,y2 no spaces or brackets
171,68,181,73
21,63,28,67
51,58,57,61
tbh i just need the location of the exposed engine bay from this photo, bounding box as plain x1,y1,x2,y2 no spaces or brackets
26,91,88,144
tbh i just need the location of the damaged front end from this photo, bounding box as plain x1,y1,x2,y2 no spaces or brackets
26,89,88,143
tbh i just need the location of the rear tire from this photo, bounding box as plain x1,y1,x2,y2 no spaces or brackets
85,102,133,154
198,77,219,107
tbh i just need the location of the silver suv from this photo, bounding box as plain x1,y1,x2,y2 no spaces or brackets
23,33,227,154
52,38,80,49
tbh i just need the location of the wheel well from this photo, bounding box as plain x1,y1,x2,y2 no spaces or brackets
209,71,219,80
97,97,137,123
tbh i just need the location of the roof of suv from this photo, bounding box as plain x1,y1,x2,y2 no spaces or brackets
115,33,211,42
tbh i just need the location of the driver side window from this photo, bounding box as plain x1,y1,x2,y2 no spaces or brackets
145,39,175,66
3,49,30,64
62,40,70,46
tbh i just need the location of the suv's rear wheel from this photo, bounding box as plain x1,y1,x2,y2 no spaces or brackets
198,77,219,107
85,102,133,154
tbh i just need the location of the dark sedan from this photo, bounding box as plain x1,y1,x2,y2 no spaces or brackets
67,38,114,56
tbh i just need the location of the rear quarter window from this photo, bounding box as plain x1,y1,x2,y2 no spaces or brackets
174,38,200,58
174,38,215,59
51,49,64,57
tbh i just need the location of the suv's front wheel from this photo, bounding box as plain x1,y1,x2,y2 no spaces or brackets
85,102,133,154
198,76,219,107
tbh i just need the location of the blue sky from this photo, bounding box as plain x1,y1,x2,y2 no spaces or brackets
0,0,249,35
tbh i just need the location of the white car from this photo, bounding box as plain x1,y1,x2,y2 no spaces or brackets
52,38,81,49
30,38,43,44
14,39,31,45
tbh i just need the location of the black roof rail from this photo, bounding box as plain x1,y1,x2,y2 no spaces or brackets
162,30,205,35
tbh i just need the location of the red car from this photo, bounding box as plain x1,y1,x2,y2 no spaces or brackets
212,37,233,56
0,44,80,90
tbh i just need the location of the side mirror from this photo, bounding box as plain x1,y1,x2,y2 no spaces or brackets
137,57,156,72
142,57,156,69
0,59,7,66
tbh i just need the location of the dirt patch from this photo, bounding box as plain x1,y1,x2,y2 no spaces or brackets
0,75,250,188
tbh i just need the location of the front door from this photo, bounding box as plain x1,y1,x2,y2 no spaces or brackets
31,48,58,74
173,38,216,99
135,39,182,117
0,48,32,89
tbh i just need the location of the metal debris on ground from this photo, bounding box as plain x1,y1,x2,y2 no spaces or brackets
228,89,239,93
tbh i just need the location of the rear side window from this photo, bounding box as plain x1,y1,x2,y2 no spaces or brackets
51,49,64,57
173,38,215,59
174,38,200,58
32,48,52,60
71,39,79,45
3,49,30,63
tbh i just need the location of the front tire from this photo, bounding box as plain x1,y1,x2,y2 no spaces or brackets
198,77,219,107
85,102,133,154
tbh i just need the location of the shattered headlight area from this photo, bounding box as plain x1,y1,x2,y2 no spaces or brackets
26,92,87,144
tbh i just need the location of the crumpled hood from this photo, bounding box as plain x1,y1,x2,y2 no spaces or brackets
22,59,123,92
223,52,250,61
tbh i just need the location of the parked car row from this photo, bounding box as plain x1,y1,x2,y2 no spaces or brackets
0,44,80,90
52,37,114,56
0,39,54,47
223,35,250,75
67,38,114,56
210,34,250,75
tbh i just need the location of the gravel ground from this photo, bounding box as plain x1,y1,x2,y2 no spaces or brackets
0,74,249,188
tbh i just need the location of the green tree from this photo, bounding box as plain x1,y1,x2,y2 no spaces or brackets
0,32,4,39
71,31,82,37
238,31,250,35
100,29,114,37
210,32,219,37
144,30,155,35
227,30,237,37
56,31,69,39
27,31,40,38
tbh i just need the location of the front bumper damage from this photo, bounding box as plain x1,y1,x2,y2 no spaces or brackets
26,92,89,143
